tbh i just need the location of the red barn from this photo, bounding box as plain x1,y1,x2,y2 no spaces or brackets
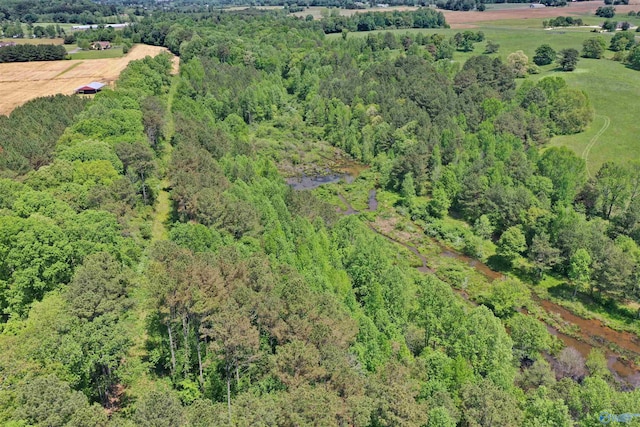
75,82,106,94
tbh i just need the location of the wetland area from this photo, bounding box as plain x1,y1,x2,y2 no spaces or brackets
287,159,640,389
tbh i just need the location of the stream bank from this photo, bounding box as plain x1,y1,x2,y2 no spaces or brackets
331,182,640,388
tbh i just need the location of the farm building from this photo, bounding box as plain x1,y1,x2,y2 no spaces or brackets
72,23,130,30
75,82,106,94
91,41,111,50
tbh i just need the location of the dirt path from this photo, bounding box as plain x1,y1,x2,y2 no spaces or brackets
150,74,179,242
123,70,180,409
582,114,610,179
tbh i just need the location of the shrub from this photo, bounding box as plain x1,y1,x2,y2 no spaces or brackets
595,6,616,18
582,37,606,59
485,40,500,54
533,44,556,66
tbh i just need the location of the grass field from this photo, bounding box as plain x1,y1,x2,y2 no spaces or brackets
543,59,640,175
0,44,175,116
68,47,125,60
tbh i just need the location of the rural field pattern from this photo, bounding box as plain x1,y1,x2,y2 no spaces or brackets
0,44,178,116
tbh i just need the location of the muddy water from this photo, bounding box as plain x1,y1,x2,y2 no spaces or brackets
287,155,368,191
337,194,358,215
536,297,640,355
287,173,355,190
368,189,378,211
536,295,640,388
373,213,640,385
437,242,640,386
545,324,640,389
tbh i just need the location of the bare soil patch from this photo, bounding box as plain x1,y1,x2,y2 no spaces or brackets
443,2,640,27
0,44,174,116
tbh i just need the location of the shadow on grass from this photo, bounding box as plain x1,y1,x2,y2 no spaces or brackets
485,254,511,273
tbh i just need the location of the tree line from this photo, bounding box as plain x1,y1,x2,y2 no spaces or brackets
319,8,448,33
0,95,87,175
0,0,121,25
0,43,67,63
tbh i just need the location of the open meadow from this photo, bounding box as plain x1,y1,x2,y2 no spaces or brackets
68,47,125,60
0,44,178,116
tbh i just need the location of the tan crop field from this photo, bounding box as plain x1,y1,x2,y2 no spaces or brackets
0,44,178,116
0,37,64,45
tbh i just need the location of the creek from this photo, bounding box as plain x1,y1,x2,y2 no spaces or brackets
287,169,640,387
334,188,640,388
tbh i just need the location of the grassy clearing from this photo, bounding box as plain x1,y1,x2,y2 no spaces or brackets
544,59,640,173
68,47,124,60
151,75,180,242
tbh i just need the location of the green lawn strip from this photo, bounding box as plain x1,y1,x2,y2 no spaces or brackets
68,47,124,60
53,61,83,78
151,74,180,242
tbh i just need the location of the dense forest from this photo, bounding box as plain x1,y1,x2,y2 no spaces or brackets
1,7,640,427
0,0,123,24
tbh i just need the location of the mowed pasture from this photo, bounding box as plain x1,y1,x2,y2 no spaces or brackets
332,11,640,172
0,44,178,116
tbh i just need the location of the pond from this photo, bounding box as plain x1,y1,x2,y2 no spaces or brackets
286,173,355,190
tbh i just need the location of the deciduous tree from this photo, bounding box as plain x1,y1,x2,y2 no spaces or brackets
558,48,579,71
533,44,556,66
